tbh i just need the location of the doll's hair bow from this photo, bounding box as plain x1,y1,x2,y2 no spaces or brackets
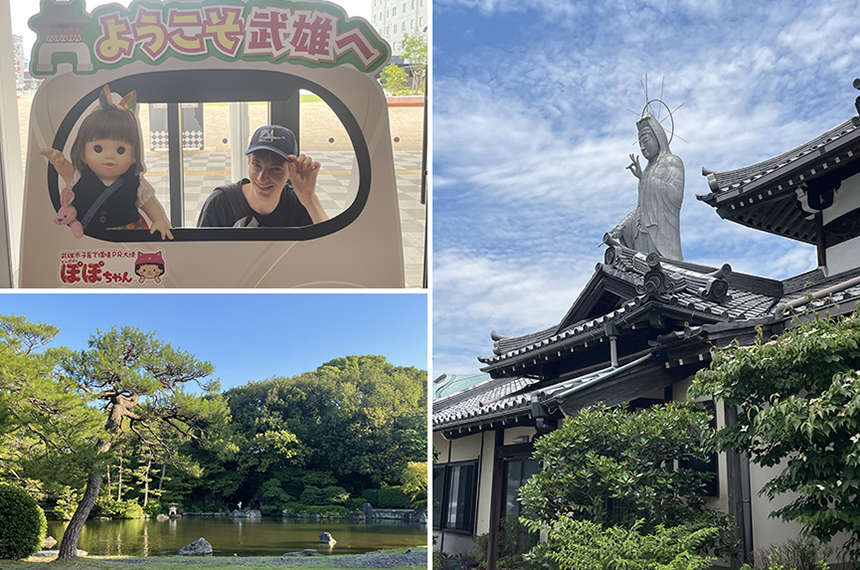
95,84,137,122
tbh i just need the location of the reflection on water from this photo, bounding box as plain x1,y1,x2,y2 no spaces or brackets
46,517,427,557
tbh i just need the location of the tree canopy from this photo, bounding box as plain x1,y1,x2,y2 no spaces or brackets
0,315,427,558
690,311,860,560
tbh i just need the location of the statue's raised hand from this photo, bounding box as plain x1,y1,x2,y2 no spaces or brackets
626,154,642,179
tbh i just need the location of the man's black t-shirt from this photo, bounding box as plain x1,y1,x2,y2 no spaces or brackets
197,179,313,228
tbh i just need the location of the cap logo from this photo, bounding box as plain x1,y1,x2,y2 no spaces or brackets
258,128,285,143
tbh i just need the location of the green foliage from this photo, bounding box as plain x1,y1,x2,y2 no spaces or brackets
225,355,426,501
520,402,718,530
740,537,831,570
400,462,427,508
142,500,163,517
94,496,144,519
0,483,47,560
53,486,81,520
300,485,349,506
521,517,717,570
473,517,539,569
347,497,367,510
362,486,413,509
0,315,105,489
380,65,409,96
690,312,860,558
399,30,427,93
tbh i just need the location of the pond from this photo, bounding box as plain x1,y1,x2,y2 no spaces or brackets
46,517,427,557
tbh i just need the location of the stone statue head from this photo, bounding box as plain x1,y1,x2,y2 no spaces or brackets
636,113,671,162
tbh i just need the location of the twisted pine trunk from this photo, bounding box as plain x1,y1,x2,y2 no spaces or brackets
57,470,103,559
57,396,134,559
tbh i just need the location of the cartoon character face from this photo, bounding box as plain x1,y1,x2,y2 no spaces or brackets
137,263,163,280
84,139,136,183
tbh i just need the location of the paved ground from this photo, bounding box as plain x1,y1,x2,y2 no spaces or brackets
17,96,426,288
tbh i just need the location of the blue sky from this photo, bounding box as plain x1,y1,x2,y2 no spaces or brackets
0,293,427,391
432,0,860,373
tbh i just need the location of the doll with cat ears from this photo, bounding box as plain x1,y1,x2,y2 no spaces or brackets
40,85,173,240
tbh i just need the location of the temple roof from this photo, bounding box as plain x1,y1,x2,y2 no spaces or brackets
433,252,860,435
697,116,860,244
480,246,780,371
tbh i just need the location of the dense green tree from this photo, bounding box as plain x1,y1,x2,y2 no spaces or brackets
690,311,860,560
520,402,719,530
400,30,427,93
0,315,103,493
55,326,229,559
225,355,426,504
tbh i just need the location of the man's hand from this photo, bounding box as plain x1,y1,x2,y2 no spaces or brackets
288,154,329,224
288,154,321,201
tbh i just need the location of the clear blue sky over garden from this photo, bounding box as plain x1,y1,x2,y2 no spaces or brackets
433,0,860,373
0,293,427,390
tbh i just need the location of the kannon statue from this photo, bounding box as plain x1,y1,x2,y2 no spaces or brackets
610,112,684,260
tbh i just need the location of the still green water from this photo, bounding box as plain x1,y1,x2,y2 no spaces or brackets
46,517,427,557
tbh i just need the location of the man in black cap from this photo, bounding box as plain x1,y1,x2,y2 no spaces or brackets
197,125,328,227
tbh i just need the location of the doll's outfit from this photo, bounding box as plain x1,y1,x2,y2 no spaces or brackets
71,167,155,231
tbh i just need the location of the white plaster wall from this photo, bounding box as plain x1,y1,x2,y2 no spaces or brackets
826,237,860,276
449,434,482,462
823,171,860,226
749,462,848,559
503,426,536,445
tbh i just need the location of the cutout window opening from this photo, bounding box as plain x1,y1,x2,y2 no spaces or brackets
49,69,370,242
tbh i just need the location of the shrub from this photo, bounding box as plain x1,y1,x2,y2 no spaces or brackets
142,501,163,517
377,486,416,509
0,483,47,560
300,486,326,505
524,517,717,570
380,64,409,96
741,537,831,570
347,497,367,511
95,496,144,519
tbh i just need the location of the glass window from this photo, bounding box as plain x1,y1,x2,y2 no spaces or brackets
420,16,424,25
434,462,478,533
394,23,398,32
392,7,397,15
502,458,539,519
403,3,406,11
411,19,414,28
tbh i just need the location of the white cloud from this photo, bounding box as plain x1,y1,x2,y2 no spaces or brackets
432,0,860,372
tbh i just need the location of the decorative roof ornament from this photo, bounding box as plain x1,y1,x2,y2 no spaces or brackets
853,78,860,127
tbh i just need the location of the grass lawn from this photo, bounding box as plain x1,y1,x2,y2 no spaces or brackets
1,548,428,570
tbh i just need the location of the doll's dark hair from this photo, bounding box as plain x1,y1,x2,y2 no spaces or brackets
70,107,142,174
135,262,164,276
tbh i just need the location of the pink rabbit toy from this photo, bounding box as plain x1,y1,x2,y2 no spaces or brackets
55,186,84,239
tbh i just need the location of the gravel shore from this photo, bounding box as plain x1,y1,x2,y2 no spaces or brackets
102,551,427,568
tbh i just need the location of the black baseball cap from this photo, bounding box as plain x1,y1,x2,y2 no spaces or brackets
246,125,298,162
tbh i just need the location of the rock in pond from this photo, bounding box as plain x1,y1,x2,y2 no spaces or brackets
319,532,336,545
178,537,213,556
282,549,319,557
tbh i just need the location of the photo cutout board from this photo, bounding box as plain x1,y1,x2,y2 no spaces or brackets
20,0,406,288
